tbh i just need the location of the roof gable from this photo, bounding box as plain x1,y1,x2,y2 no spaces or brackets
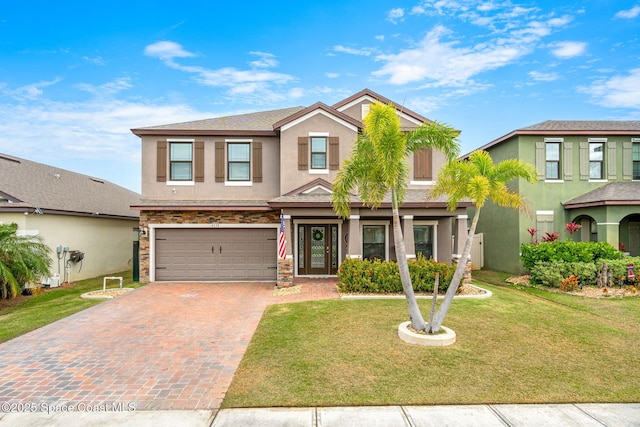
272,102,361,132
333,88,432,126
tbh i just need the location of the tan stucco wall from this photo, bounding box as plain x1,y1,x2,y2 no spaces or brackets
280,113,359,194
141,135,281,201
0,213,138,282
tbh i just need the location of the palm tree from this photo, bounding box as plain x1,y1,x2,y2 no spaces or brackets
0,223,51,299
332,101,460,331
429,150,537,333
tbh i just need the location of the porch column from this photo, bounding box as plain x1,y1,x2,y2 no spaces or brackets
347,214,362,258
454,215,468,255
277,214,294,288
597,221,620,250
403,215,416,259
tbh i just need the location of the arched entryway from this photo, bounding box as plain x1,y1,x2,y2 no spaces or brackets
571,215,598,243
619,214,640,256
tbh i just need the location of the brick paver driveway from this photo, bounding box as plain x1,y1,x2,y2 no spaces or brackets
0,280,338,411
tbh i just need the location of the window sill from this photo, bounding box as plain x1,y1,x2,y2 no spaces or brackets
167,181,194,186
588,179,608,183
225,181,253,187
309,169,329,174
410,180,435,186
544,180,564,183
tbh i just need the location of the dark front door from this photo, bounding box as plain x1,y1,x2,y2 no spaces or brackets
297,224,339,276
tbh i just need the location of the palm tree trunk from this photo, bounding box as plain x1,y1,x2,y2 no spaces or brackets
392,190,428,331
429,206,481,333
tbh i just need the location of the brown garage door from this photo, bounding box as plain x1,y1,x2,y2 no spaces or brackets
155,228,277,281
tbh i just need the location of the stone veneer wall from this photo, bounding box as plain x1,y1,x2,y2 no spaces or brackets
139,210,279,282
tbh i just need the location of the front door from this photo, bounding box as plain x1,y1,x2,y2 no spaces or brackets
297,224,339,276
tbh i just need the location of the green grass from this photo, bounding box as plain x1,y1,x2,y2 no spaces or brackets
0,270,145,343
224,279,640,408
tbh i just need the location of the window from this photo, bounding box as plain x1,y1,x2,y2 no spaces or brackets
545,142,560,180
589,142,604,179
363,225,385,260
633,142,640,180
310,137,327,169
414,225,434,260
227,143,250,181
170,142,192,181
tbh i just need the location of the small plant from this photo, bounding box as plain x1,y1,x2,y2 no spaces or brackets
527,227,537,244
560,275,579,292
602,287,609,297
619,242,627,253
541,231,560,242
565,222,582,235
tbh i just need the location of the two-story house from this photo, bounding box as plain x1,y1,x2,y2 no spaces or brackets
471,120,640,274
131,89,470,286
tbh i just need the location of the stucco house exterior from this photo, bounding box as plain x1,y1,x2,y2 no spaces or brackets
131,89,470,286
470,120,640,274
0,153,140,283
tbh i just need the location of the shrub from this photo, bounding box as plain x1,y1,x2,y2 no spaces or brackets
560,275,579,292
337,257,455,294
530,261,598,288
520,241,622,271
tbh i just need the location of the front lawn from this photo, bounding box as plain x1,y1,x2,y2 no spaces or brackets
0,270,144,343
223,280,640,407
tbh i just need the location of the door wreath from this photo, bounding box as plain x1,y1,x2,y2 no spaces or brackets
312,229,324,241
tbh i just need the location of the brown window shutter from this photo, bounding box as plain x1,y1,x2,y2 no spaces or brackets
253,141,262,182
298,137,308,170
414,149,432,180
215,141,225,182
194,141,205,182
329,137,339,170
156,140,167,182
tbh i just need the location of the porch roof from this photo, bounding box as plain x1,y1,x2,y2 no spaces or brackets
268,189,472,209
563,182,640,209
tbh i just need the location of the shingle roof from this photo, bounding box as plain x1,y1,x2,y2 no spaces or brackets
521,121,640,131
131,107,306,135
563,182,640,209
468,120,640,157
0,153,140,219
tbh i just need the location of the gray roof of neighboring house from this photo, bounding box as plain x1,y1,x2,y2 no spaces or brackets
563,182,640,209
131,107,306,136
468,120,640,156
0,153,140,219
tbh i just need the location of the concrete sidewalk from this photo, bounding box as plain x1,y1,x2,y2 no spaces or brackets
2,403,639,426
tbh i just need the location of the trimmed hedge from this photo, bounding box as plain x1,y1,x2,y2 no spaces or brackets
337,257,455,294
530,257,640,288
520,241,622,271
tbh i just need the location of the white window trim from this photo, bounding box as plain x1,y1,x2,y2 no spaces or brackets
536,210,554,215
544,137,564,142
414,220,438,261
167,138,195,183
308,132,329,173
361,220,390,260
225,138,253,184
544,180,565,184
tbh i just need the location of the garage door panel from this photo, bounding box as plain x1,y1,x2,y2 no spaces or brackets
155,228,277,281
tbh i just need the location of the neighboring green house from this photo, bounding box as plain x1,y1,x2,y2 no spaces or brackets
470,120,640,274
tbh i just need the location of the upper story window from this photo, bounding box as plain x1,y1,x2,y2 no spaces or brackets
227,143,250,181
170,142,193,181
298,135,339,172
545,142,560,180
633,142,640,180
589,142,604,179
310,137,327,169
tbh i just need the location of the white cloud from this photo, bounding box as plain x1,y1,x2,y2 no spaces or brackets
373,25,527,87
76,77,133,96
144,41,296,99
582,68,640,109
1,77,63,101
372,3,574,91
615,5,640,19
249,52,278,68
326,72,340,78
143,41,195,60
333,45,376,56
549,41,587,58
529,70,559,81
375,35,385,41
387,8,405,24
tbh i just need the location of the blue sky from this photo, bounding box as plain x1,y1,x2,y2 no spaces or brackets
1,1,639,192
